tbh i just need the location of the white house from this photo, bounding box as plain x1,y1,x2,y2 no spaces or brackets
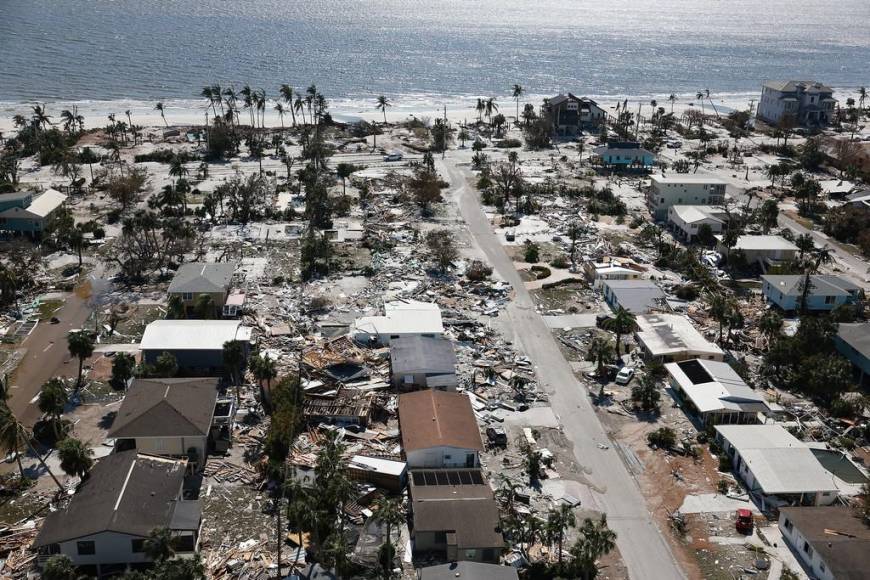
140,319,252,374
108,377,220,470
757,81,836,127
399,390,483,469
352,300,444,346
715,424,839,511
667,359,769,425
34,452,200,576
778,507,870,580
716,234,798,271
582,257,644,288
761,274,862,312
648,175,727,221
635,314,724,363
667,205,730,242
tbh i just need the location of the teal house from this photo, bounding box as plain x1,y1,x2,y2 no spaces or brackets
0,189,67,236
593,141,655,169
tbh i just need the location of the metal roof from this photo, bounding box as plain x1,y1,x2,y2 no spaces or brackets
390,335,457,376
140,320,251,351
762,274,861,297
667,359,767,414
636,314,723,359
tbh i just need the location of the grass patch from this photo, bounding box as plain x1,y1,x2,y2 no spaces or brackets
37,299,64,321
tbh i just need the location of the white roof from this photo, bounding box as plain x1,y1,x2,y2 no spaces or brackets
715,425,838,494
348,455,406,477
354,300,444,336
140,320,252,351
667,359,765,413
721,235,799,252
651,174,727,185
819,179,855,195
15,189,67,218
670,205,726,225
636,314,723,359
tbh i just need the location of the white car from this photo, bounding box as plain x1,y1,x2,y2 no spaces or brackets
383,151,403,162
615,367,635,385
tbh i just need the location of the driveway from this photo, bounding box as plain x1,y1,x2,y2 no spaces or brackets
439,159,685,580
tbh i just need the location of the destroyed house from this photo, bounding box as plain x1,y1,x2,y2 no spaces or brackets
347,455,407,492
352,300,444,346
108,378,220,470
601,279,666,314
778,506,870,580
34,451,200,576
409,469,502,563
667,359,769,425
635,313,724,363
390,335,458,391
715,425,839,511
419,562,519,580
399,390,483,468
140,319,251,374
303,393,372,427
762,275,862,312
167,262,238,317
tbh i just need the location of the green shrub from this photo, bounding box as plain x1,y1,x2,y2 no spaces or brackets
647,427,676,449
496,138,522,149
550,255,569,269
523,241,540,263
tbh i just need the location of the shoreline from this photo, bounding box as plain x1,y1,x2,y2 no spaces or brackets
1,87,864,133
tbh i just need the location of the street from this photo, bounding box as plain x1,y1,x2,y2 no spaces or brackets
439,158,685,580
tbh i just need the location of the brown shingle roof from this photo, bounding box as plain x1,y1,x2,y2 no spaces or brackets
779,507,870,580
399,390,483,453
108,378,219,438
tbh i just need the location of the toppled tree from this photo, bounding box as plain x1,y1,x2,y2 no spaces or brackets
426,229,458,273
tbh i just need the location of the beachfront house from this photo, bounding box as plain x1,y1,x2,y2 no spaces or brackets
140,319,252,375
778,507,870,580
714,424,840,511
108,377,221,470
634,313,724,363
592,142,655,170
761,274,862,312
167,262,239,318
601,279,666,314
716,234,798,272
0,189,67,237
582,257,644,288
835,322,870,385
545,94,607,136
351,300,444,346
390,335,458,391
399,390,483,469
757,81,836,128
33,451,201,576
649,175,727,221
409,468,503,563
667,359,769,425
667,205,730,242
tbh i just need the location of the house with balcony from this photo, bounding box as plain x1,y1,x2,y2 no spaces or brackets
167,262,239,318
592,142,655,170
0,189,67,237
545,94,607,136
757,81,836,128
667,205,731,241
649,175,727,221
33,451,201,577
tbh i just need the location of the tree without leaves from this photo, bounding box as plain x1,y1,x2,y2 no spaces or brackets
425,230,458,274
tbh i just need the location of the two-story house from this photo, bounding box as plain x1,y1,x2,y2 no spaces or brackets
0,189,67,237
761,275,862,312
545,94,607,136
649,175,727,221
757,81,836,127
167,262,238,317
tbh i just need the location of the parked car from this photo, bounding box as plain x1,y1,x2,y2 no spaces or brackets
615,367,635,385
383,151,403,162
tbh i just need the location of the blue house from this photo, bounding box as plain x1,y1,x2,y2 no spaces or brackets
761,275,862,312
835,322,870,385
0,189,67,236
593,141,655,169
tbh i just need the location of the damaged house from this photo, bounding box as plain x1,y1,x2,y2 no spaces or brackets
667,359,770,425
167,262,240,318
351,300,444,346
140,320,251,375
762,274,862,312
399,390,483,469
390,336,458,391
635,313,724,363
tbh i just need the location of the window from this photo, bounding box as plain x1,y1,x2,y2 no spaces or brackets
77,541,96,555
824,295,835,305
434,531,447,544
131,539,146,553
783,518,793,532
181,292,193,301
803,541,813,558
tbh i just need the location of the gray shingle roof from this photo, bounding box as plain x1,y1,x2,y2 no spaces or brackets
34,451,196,546
108,378,219,438
762,275,861,297
390,336,457,376
603,279,666,313
779,507,870,580
168,262,236,294
420,562,518,580
837,322,870,359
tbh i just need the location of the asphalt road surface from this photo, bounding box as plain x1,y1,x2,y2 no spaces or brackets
439,158,685,580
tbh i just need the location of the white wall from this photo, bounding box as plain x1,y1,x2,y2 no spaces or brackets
133,436,207,465
778,512,836,580
406,446,479,469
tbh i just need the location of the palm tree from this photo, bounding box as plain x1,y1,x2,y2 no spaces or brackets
223,341,246,402
38,378,68,441
294,95,306,125
707,292,730,343
256,88,267,128
457,127,470,148
57,437,93,480
696,91,706,120
602,307,637,356
0,407,64,490
586,336,614,377
547,504,577,566
274,102,286,130
67,330,94,393
758,310,782,348
201,86,216,115
212,83,224,115
31,104,52,130
336,163,356,199
154,102,168,127
569,515,617,580
168,156,188,183
705,88,720,118
512,84,524,125
475,98,485,123
60,107,81,134
799,246,833,313
376,95,391,125
795,233,815,262
144,527,175,563
668,93,677,114
371,496,404,579
280,84,297,126
484,98,499,126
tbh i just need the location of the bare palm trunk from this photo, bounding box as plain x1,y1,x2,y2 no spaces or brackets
27,441,63,491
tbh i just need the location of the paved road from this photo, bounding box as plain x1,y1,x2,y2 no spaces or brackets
439,159,685,580
7,293,91,428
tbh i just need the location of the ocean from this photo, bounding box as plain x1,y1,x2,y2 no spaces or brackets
1,0,868,114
